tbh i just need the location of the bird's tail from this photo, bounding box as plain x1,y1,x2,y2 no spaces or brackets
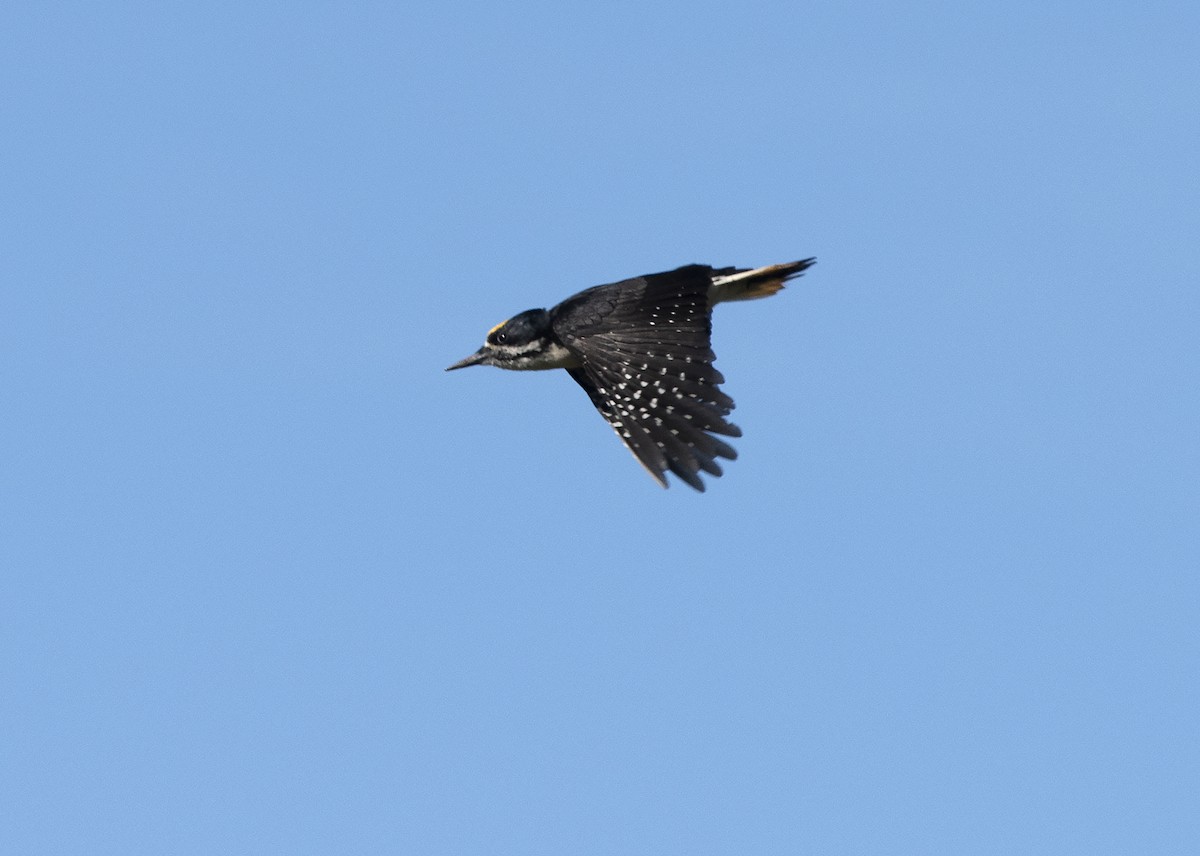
709,258,816,304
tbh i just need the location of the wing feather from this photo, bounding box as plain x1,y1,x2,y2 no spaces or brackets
555,266,743,490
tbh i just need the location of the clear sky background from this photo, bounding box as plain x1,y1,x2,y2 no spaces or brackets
3,2,1197,853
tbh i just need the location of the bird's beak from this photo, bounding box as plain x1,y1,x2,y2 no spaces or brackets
445,347,491,371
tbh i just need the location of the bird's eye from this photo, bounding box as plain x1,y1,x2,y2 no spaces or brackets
496,332,508,344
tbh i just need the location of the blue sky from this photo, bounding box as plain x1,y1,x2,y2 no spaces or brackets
2,2,1197,853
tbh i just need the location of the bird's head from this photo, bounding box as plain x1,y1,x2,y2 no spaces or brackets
446,309,576,371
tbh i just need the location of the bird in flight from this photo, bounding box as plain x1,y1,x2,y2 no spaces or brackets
447,258,815,491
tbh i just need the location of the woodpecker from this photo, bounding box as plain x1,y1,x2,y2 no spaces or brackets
447,258,815,491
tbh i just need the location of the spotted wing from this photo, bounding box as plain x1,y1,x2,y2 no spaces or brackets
553,265,741,491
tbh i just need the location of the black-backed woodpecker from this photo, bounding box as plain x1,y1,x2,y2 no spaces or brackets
447,259,815,491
